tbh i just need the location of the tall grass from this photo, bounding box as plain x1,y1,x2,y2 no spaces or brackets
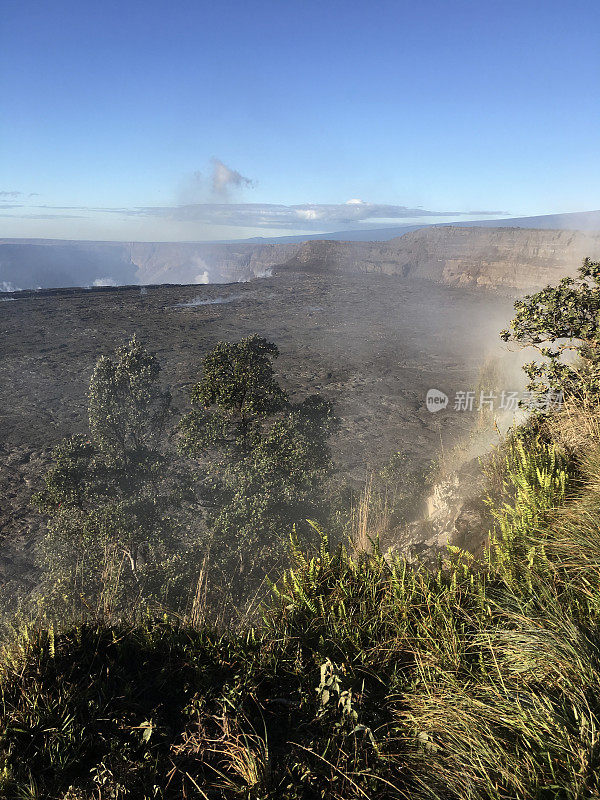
3,411,600,796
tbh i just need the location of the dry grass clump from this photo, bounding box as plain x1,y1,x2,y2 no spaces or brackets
545,391,600,459
349,475,392,555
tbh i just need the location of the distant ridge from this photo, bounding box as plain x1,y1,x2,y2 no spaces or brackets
234,209,600,243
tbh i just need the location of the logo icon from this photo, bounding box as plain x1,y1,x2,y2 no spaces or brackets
426,388,448,413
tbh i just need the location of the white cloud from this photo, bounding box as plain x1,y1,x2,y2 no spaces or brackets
295,208,321,220
1,193,509,239
211,159,254,198
134,201,506,231
179,159,255,204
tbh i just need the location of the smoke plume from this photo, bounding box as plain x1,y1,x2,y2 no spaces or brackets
179,159,255,204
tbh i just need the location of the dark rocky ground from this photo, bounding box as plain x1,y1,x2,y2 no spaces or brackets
0,272,515,582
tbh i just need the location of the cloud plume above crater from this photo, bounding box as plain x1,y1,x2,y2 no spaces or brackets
211,159,254,198
178,159,256,204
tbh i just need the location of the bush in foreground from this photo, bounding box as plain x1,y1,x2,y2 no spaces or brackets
4,417,600,798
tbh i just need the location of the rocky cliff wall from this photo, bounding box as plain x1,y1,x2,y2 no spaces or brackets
3,226,600,291
127,241,300,284
275,227,600,289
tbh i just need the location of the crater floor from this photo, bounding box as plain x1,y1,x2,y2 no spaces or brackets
0,273,515,548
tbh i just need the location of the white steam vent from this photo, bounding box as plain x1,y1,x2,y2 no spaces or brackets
93,277,117,287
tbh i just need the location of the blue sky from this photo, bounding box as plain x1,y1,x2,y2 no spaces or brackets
1,0,599,241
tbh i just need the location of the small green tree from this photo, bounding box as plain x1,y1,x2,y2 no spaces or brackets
501,258,600,402
178,335,339,599
88,335,170,467
35,337,185,617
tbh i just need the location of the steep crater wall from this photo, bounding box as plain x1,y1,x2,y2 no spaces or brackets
275,227,600,289
2,226,600,291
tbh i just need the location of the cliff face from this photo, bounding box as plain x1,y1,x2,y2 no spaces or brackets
389,227,600,289
127,241,300,284
0,241,138,290
274,227,600,289
0,239,300,289
2,226,600,291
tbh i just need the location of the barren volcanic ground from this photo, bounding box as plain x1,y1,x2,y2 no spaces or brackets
0,272,514,565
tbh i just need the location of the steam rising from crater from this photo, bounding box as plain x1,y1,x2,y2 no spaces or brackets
93,277,117,287
174,293,245,307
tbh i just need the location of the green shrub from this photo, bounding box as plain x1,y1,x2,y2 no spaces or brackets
178,335,339,605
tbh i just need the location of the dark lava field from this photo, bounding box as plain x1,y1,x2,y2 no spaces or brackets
0,273,514,557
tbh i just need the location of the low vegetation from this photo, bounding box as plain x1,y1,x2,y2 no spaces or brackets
2,261,600,798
